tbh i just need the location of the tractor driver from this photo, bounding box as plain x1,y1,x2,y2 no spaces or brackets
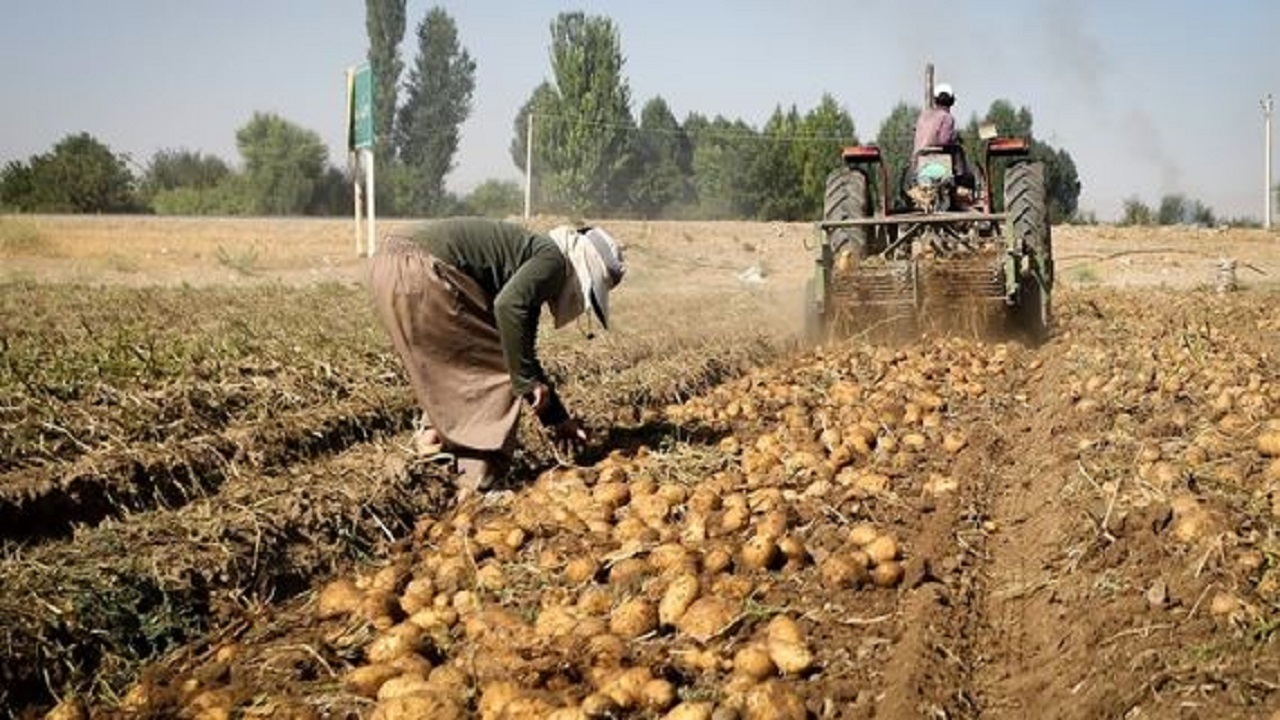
912,82,974,205
913,82,959,155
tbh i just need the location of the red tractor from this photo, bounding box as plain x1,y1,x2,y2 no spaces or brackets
807,68,1053,343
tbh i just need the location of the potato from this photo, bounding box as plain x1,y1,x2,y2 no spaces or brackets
740,535,781,572
755,510,789,540
673,648,722,674
901,432,928,450
872,560,904,588
820,554,869,589
676,597,738,643
564,557,600,585
663,701,715,720
744,680,806,720
317,578,364,620
370,693,464,720
608,557,651,586
732,643,776,681
942,432,969,454
536,605,581,639
399,577,435,616
847,523,878,548
498,695,559,718
650,543,697,574
44,698,88,720
1209,592,1242,617
594,482,631,510
581,692,622,718
408,606,458,632
777,535,809,567
765,616,813,674
1257,431,1280,457
185,688,234,715
367,622,425,664
585,633,627,667
391,652,433,677
546,708,589,720
376,675,434,702
601,666,654,709
1266,458,1280,482
703,546,734,574
640,678,678,712
578,586,614,616
372,563,411,595
658,483,689,505
428,664,470,695
474,563,506,592
659,574,701,627
477,680,523,719
610,597,659,639
719,504,751,534
864,535,900,565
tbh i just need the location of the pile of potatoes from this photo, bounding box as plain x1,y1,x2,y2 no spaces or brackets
111,339,1028,719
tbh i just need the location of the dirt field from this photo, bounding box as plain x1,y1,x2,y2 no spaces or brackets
2,216,1279,719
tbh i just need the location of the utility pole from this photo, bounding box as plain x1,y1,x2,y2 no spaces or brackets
925,62,935,109
1264,94,1274,231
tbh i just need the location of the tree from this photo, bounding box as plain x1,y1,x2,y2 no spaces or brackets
465,179,522,218
685,113,756,219
1032,144,1081,223
516,12,635,215
745,105,806,221
140,149,230,201
874,102,921,209
794,94,857,218
0,161,37,211
960,101,1080,223
0,133,137,213
235,113,328,215
365,0,406,167
396,7,475,216
1120,197,1153,226
627,96,693,218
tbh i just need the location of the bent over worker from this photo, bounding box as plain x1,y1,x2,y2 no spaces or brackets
369,218,626,493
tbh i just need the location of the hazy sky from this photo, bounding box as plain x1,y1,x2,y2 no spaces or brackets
2,1,1277,220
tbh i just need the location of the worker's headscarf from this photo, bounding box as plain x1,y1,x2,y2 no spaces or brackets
548,225,626,330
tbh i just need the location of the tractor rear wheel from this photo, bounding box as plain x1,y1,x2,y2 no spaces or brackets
1004,161,1052,343
823,168,870,256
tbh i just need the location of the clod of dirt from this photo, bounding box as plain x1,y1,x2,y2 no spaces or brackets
1145,579,1169,609
1170,494,1219,544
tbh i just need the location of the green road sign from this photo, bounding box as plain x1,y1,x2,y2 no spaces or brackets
349,65,374,150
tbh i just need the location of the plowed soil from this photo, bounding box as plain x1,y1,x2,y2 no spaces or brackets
2,217,1278,719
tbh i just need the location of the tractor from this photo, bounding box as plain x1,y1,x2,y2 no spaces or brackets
806,68,1053,344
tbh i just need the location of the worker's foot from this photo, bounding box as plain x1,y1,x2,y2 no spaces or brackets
413,427,443,457
453,457,495,504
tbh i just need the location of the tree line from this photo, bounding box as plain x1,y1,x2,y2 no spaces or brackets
4,5,1092,223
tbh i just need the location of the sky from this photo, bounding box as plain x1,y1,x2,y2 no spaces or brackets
2,0,1277,221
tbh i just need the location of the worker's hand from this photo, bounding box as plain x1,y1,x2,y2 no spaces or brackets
551,418,589,458
524,382,551,415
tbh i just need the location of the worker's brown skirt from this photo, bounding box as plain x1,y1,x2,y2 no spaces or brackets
369,237,520,455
